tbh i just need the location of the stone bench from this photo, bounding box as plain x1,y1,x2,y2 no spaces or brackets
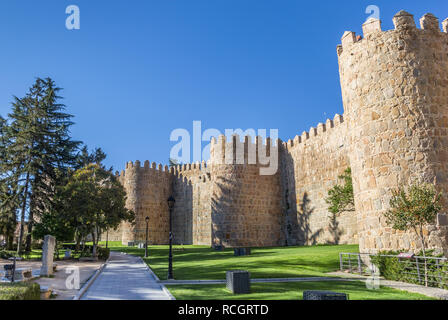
234,248,251,256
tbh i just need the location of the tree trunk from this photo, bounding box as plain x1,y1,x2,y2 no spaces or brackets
7,234,14,250
54,240,58,260
25,196,34,252
92,232,97,258
419,225,428,287
17,172,30,255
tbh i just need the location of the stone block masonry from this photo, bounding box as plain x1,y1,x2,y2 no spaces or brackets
338,11,448,255
108,10,448,256
40,235,56,277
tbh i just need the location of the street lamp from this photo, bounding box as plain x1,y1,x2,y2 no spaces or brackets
167,196,175,280
145,216,150,258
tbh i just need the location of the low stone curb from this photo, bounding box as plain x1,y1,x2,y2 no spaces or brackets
72,256,111,300
136,256,176,300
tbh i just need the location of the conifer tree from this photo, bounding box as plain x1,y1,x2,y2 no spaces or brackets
4,78,80,253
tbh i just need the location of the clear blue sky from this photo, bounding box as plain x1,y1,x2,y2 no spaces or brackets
0,0,447,172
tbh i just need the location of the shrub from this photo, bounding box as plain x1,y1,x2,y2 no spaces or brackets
97,247,110,260
0,283,41,300
371,250,448,289
0,250,15,259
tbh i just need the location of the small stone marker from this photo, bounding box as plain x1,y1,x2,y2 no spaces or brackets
40,235,56,277
234,248,251,256
303,290,348,300
226,270,250,294
64,250,72,259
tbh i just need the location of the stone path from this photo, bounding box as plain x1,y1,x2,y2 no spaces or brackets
81,252,174,300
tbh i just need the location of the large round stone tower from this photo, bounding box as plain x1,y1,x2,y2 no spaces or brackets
209,135,284,247
118,161,171,245
338,11,448,254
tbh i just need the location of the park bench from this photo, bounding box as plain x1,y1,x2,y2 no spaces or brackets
4,265,33,281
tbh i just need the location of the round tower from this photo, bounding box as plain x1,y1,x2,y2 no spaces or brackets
120,161,140,245
338,11,448,255
209,135,284,247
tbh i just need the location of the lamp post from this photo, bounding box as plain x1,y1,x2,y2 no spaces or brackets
145,216,150,258
167,196,175,280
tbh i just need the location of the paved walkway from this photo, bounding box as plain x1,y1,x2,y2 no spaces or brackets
81,252,173,300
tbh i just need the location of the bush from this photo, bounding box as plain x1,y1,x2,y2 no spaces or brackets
31,241,43,250
0,283,41,300
371,250,448,289
0,250,15,259
97,247,110,260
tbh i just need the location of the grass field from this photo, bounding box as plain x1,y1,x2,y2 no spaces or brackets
107,242,359,280
104,241,435,300
166,281,435,300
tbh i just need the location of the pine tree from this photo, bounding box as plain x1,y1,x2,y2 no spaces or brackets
0,117,19,249
5,78,80,253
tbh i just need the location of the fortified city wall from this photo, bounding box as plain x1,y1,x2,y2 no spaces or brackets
107,10,448,256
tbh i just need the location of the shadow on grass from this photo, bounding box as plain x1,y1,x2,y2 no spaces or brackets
109,244,359,280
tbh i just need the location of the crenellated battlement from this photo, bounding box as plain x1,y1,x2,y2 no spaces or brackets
337,11,448,57
285,114,344,150
210,134,281,165
119,160,171,178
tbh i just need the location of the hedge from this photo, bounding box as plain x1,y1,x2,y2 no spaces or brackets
0,250,15,259
371,250,448,289
97,247,110,260
0,282,41,300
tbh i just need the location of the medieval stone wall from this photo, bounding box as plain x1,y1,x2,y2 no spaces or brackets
111,10,448,256
338,11,448,255
171,163,212,245
281,115,357,246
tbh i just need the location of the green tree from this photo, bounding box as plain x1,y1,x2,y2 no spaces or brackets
75,145,107,169
3,78,80,253
325,167,354,244
0,116,20,250
32,211,75,260
384,182,442,286
0,180,19,250
384,183,441,258
61,164,134,257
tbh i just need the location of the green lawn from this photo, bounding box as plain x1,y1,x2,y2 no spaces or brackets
105,242,435,300
107,242,358,280
166,281,435,300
